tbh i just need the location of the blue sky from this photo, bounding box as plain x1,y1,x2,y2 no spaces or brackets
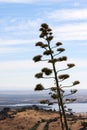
0,0,87,90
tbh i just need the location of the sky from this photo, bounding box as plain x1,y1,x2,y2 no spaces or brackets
0,0,87,90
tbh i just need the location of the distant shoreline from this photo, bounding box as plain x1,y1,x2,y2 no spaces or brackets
0,102,87,113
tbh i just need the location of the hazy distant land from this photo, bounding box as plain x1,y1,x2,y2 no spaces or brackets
0,89,87,106
67,89,87,103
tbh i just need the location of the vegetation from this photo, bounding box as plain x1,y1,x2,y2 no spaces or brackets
33,23,80,130
30,117,58,130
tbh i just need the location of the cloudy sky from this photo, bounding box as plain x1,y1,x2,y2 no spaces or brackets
0,0,87,90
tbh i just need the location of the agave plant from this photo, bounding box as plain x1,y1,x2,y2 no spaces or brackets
33,23,80,130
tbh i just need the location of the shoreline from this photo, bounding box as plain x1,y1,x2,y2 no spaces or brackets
0,104,87,115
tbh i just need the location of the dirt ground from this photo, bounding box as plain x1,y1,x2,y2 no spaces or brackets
0,108,87,130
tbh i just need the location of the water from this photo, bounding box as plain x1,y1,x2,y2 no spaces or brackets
0,90,87,113
51,103,87,113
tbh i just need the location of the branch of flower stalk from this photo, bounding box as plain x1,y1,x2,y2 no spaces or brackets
61,85,73,88
57,64,75,73
63,90,77,97
63,93,73,97
53,52,62,57
58,78,69,82
35,75,54,79
61,81,80,87
42,76,55,79
51,42,63,49
57,67,69,73
41,59,50,61
51,45,57,49
43,87,64,93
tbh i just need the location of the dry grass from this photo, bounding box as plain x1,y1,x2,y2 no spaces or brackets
0,108,87,130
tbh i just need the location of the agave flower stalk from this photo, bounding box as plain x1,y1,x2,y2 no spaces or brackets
33,23,80,130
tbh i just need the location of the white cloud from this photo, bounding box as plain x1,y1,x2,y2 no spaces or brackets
0,39,36,45
0,60,34,70
0,59,53,71
79,43,87,46
0,58,86,76
0,0,33,3
2,19,87,41
53,23,87,40
48,9,87,21
0,0,84,4
0,39,37,54
73,2,80,7
0,47,19,53
0,18,42,39
4,19,41,31
0,58,86,89
0,0,62,4
0,60,37,89
1,12,87,41
0,60,52,89
1,11,86,41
